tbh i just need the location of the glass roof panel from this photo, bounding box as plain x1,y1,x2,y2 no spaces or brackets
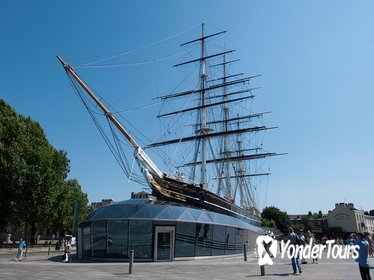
187,208,205,221
196,211,213,223
154,206,176,220
89,204,140,219
210,212,229,225
176,208,196,222
132,204,169,219
168,205,187,218
83,199,264,233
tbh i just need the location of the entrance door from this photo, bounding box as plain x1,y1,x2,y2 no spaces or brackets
154,226,175,262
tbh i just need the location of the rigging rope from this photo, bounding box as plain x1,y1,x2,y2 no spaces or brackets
70,23,200,68
66,72,147,186
74,48,195,69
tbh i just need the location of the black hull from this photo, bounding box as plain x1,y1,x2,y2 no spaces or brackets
149,175,261,226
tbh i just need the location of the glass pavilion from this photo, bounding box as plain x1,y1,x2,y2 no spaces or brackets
78,198,263,261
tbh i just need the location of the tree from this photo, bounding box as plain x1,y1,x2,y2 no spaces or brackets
261,218,277,228
0,99,89,241
300,216,314,232
0,100,28,232
261,206,292,234
51,179,89,236
293,223,304,233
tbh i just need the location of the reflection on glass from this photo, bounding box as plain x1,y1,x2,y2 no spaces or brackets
212,224,226,256
157,232,171,260
82,224,91,256
195,223,212,256
175,222,195,257
235,228,244,253
225,226,236,255
92,220,107,257
129,220,152,259
107,220,128,258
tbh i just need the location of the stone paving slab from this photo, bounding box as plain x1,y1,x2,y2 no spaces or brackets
0,249,372,280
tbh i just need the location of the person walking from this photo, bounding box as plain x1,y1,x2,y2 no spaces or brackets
355,232,372,280
62,237,71,263
16,239,27,261
308,231,318,264
298,229,307,264
365,233,373,258
288,227,302,274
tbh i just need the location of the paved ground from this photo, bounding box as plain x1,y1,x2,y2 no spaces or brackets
0,247,372,279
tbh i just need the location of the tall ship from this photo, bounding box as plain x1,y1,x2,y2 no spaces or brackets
58,23,281,227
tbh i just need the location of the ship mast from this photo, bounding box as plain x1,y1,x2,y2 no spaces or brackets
150,24,284,209
222,55,232,200
56,55,163,179
200,22,208,188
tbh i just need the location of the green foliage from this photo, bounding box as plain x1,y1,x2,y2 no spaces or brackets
261,218,277,228
0,99,90,241
51,179,89,236
325,227,343,234
293,223,304,233
261,206,292,234
300,216,314,231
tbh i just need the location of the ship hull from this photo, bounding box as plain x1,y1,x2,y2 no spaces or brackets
147,174,261,226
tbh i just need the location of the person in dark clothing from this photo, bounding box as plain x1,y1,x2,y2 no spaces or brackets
287,227,302,274
355,232,371,280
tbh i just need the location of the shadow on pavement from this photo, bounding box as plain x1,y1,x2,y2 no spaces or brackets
47,254,129,264
246,273,291,277
48,253,77,263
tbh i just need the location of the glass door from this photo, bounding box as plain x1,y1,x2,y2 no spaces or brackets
154,226,175,261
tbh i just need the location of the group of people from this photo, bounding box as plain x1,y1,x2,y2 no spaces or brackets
14,236,72,263
55,237,71,263
287,227,372,279
287,227,318,274
287,227,305,274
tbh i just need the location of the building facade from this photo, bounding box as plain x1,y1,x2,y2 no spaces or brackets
90,199,114,211
327,203,374,233
364,214,374,234
289,214,328,234
289,203,374,235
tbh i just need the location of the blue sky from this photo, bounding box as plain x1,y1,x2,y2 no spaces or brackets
1,1,374,214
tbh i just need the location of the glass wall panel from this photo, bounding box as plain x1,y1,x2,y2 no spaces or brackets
107,220,128,258
195,223,212,256
156,231,172,260
128,220,152,259
246,230,259,252
175,222,196,257
225,226,236,255
91,220,107,257
235,228,244,253
212,224,226,256
82,223,91,257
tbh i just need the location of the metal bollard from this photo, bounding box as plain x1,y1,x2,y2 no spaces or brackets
243,243,247,261
129,250,134,274
260,265,265,276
